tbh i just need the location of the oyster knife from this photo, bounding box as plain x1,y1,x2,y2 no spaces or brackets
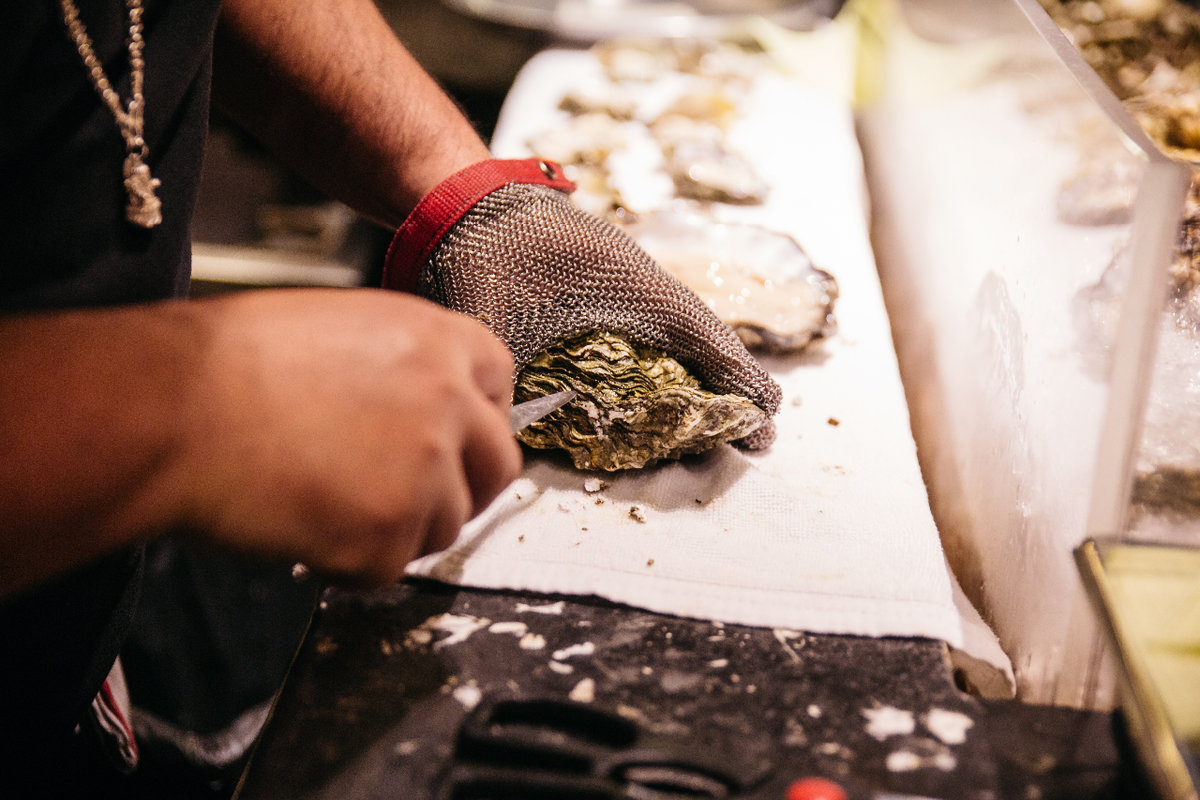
509,389,577,433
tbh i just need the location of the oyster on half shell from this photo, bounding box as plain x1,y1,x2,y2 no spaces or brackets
623,213,838,353
515,331,767,471
664,139,768,205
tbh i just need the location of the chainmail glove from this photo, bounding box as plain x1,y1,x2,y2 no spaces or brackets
383,158,781,448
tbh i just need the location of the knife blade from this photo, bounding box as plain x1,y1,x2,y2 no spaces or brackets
509,389,577,433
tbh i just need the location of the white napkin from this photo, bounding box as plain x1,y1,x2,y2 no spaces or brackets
408,46,1013,691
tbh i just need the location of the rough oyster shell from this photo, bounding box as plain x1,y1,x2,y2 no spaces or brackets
658,87,740,129
515,331,768,471
565,164,633,222
592,37,768,84
623,213,838,353
558,83,638,121
526,112,628,167
649,114,726,151
664,139,768,205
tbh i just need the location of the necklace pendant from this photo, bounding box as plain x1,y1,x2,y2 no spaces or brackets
123,151,162,229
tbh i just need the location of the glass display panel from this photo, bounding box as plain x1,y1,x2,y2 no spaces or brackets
859,0,1191,705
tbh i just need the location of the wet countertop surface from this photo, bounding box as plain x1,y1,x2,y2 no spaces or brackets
234,580,1143,800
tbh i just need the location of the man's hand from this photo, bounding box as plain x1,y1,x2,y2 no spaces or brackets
385,162,783,448
0,289,521,596
177,289,521,586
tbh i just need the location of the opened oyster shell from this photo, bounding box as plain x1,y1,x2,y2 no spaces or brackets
592,37,769,84
515,331,767,471
664,139,768,205
623,213,838,353
526,112,628,168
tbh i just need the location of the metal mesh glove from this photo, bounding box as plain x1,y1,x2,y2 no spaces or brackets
383,158,781,448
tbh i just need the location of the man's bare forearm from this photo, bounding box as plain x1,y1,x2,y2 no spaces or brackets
0,302,204,597
212,0,492,229
1,289,522,600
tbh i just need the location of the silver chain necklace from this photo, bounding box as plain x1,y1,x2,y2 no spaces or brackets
59,0,162,229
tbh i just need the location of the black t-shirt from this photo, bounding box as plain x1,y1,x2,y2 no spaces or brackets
0,0,223,779
0,0,221,309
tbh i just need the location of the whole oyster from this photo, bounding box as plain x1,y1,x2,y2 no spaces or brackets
515,331,768,471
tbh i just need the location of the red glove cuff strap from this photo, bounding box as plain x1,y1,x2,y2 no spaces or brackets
383,158,575,293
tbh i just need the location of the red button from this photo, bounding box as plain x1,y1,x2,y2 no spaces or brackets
786,776,848,800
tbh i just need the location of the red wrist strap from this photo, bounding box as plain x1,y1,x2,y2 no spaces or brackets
382,158,575,293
